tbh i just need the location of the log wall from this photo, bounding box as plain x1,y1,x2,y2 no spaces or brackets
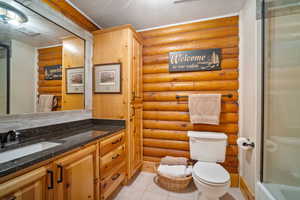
140,16,239,174
37,46,62,111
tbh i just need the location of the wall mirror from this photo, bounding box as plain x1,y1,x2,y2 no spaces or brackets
0,0,86,115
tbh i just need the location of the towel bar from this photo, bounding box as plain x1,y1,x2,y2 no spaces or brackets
175,94,233,99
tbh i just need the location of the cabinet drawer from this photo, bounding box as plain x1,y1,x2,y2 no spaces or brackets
100,145,125,178
100,131,125,157
100,163,125,200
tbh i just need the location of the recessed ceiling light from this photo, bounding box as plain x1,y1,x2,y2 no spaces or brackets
0,1,28,26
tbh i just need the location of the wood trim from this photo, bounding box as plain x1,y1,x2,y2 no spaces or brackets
240,176,255,200
141,161,239,187
140,16,239,38
41,0,99,32
93,24,143,44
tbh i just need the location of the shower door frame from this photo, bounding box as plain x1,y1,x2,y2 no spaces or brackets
260,0,266,182
0,43,10,114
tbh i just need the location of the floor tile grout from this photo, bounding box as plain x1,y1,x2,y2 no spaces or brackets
112,172,245,200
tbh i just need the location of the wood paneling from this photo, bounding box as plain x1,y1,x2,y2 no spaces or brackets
140,16,239,174
37,46,62,111
41,0,99,32
61,37,85,110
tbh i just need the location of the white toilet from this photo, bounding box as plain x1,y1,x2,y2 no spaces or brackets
188,131,231,200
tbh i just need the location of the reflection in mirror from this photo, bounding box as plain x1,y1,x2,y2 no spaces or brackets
0,1,85,115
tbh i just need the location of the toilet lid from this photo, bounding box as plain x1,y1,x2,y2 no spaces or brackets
193,162,230,184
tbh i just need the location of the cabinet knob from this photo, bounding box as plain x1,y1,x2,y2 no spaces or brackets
112,154,120,160
111,173,120,181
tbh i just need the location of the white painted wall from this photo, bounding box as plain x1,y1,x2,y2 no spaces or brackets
10,40,36,114
239,0,261,194
0,55,7,114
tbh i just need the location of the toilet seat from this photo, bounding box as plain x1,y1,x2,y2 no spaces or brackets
193,161,230,185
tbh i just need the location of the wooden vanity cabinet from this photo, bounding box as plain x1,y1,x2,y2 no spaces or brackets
0,166,49,200
0,130,127,200
54,144,98,200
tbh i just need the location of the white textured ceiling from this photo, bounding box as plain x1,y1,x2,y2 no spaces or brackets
68,0,246,30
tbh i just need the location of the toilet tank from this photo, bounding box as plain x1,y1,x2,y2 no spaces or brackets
188,131,228,162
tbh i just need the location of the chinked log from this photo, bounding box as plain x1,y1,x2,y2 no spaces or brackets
38,46,62,54
143,91,238,101
143,102,238,113
143,36,238,56
38,53,62,61
38,80,62,87
141,16,238,38
144,138,189,151
143,145,238,157
38,92,62,96
144,26,238,47
143,129,238,145
143,80,238,92
38,59,62,67
143,69,238,83
38,87,61,93
143,58,238,73
143,120,238,134
143,111,238,123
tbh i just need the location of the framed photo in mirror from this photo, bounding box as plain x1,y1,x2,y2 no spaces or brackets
66,67,84,94
93,63,121,94
44,65,62,80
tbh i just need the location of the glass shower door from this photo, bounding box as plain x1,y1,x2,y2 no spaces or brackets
0,44,9,114
262,0,300,199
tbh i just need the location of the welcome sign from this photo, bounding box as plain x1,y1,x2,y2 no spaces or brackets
169,48,221,72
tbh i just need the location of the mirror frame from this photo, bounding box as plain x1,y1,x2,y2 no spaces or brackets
1,0,93,116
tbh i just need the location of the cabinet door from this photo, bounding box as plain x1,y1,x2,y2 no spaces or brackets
132,104,143,173
131,37,143,100
128,35,143,179
128,103,143,178
0,167,49,200
55,145,97,200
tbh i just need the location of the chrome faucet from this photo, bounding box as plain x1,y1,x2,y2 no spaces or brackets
0,130,21,148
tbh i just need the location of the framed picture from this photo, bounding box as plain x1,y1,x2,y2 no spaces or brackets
66,67,84,94
44,65,62,80
94,63,121,94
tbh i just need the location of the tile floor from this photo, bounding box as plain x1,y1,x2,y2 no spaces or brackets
111,172,245,200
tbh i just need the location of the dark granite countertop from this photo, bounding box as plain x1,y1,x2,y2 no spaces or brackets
0,119,125,178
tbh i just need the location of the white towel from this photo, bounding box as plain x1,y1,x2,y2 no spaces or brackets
158,165,192,178
37,95,55,112
188,94,221,125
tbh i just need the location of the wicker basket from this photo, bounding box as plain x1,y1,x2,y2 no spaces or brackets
154,163,193,192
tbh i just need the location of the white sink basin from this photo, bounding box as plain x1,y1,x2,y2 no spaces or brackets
0,142,61,164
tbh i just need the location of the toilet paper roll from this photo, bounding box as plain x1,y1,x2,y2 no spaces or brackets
237,137,253,151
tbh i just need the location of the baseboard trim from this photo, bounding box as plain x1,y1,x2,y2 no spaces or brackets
240,176,255,200
142,161,239,187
